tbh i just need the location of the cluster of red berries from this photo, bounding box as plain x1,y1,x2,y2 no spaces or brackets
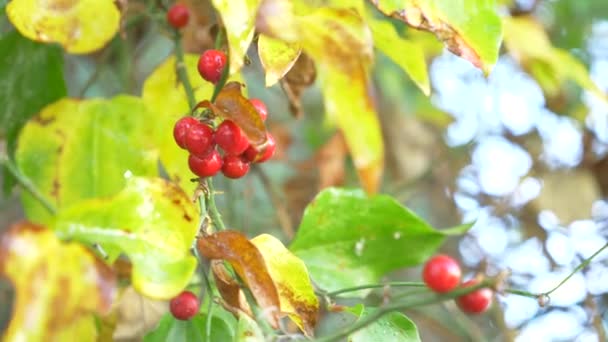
170,291,199,320
174,101,275,179
422,255,493,314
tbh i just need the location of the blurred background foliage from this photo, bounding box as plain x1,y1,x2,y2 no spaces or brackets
2,0,608,340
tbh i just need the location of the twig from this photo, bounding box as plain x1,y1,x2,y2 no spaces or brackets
0,153,56,215
315,279,494,342
325,281,426,297
173,32,196,109
251,165,294,238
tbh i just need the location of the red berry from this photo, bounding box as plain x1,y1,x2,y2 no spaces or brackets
169,291,199,320
422,254,461,293
256,133,276,163
198,50,227,84
188,149,222,177
215,120,249,156
166,4,190,29
222,155,250,179
173,116,199,149
242,133,276,163
185,121,214,157
456,279,493,314
250,98,268,121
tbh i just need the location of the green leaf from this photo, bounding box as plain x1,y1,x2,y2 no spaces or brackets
15,96,158,224
234,312,265,342
211,0,260,74
367,17,430,95
372,0,502,73
347,305,421,342
0,31,66,193
289,188,470,294
503,16,608,103
52,177,198,299
144,312,234,342
257,35,301,87
0,221,115,341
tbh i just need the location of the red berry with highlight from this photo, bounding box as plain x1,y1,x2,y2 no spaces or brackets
257,133,276,163
198,50,227,84
170,291,199,320
173,116,198,149
215,120,249,156
188,149,222,177
250,98,268,121
185,121,214,157
166,4,190,29
456,279,493,314
422,254,461,293
222,155,250,179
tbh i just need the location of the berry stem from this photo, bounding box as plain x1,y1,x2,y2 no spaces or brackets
324,281,426,297
173,32,196,109
0,152,56,215
316,279,495,342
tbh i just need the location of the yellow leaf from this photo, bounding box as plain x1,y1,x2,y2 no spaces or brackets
0,222,116,341
211,0,260,74
251,234,319,337
258,35,301,87
6,0,120,53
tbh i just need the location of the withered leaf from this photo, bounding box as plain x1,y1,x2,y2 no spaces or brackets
211,260,252,317
196,82,268,147
197,230,280,328
280,52,317,118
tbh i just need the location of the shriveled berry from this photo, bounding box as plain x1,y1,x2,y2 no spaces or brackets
250,98,268,121
188,149,222,177
222,155,250,179
422,254,461,293
185,121,214,157
173,116,199,149
242,133,276,163
166,4,190,29
456,279,493,314
198,50,227,84
215,120,249,156
256,133,276,163
170,291,199,320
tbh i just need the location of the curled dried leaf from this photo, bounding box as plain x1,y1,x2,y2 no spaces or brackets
280,52,316,118
197,230,280,328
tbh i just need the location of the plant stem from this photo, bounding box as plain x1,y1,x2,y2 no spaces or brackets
173,32,196,109
206,180,226,231
0,153,56,215
316,280,493,342
326,281,426,297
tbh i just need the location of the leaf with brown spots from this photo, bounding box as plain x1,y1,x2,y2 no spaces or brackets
372,0,502,74
251,234,319,337
197,230,280,328
6,0,120,53
0,221,116,341
196,82,268,148
52,177,199,300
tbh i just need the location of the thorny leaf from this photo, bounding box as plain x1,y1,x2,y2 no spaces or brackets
53,177,199,300
211,0,260,74
372,0,502,74
251,234,319,336
280,52,317,118
196,82,268,147
197,230,281,328
0,222,116,341
15,96,158,224
258,35,302,87
6,0,120,53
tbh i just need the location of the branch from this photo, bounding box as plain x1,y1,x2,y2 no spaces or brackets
325,281,426,297
0,153,56,215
